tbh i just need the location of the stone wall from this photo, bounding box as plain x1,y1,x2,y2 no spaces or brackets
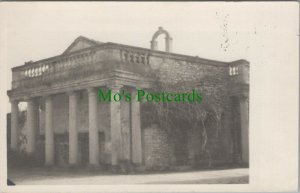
143,56,235,167
187,127,202,165
149,55,229,85
143,124,173,170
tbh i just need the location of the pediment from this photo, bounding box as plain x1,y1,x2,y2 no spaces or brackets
62,36,103,55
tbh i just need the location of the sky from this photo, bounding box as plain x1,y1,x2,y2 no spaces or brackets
0,2,299,112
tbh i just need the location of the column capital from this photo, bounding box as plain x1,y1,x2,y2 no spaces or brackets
87,87,98,95
24,96,33,102
107,84,123,91
44,94,53,100
131,86,142,91
24,96,41,102
9,98,19,104
238,95,248,102
130,87,141,97
66,90,78,96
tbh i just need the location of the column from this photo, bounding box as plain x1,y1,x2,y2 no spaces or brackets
169,37,173,52
26,98,37,154
10,100,19,151
239,96,249,164
131,89,142,164
110,85,123,166
165,37,172,53
68,91,78,165
45,96,54,165
34,101,40,137
150,40,158,50
88,87,99,166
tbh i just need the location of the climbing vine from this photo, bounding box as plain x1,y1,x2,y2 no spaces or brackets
141,75,230,167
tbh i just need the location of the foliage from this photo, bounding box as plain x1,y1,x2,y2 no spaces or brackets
141,76,230,167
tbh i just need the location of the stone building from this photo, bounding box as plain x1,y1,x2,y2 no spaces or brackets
7,27,249,170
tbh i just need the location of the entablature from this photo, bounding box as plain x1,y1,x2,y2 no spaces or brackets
8,69,155,101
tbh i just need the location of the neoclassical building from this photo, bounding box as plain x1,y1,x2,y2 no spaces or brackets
7,27,249,169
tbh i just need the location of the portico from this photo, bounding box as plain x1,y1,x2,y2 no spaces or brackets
9,83,146,167
7,36,154,166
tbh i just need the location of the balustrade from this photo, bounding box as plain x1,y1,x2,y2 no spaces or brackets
121,49,149,65
14,47,152,83
229,65,239,76
13,51,96,81
11,46,154,90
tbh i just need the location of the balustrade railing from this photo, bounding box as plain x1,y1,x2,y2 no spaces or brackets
13,50,96,82
11,45,155,90
228,61,249,85
229,65,239,76
11,50,97,89
120,49,150,66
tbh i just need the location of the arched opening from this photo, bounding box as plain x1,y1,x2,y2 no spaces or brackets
150,27,172,52
156,35,166,52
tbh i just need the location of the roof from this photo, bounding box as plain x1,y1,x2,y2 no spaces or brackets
62,36,103,55
12,36,249,71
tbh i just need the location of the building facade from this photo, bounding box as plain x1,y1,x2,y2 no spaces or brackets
7,28,249,170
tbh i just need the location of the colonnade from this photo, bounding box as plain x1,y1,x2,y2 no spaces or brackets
10,86,143,167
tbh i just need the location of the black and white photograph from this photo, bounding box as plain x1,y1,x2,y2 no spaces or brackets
0,1,298,192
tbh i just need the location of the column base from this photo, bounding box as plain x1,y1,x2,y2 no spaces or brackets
68,164,80,170
109,165,120,173
9,148,18,153
132,165,146,173
87,164,102,171
109,163,145,174
45,164,55,170
238,162,249,168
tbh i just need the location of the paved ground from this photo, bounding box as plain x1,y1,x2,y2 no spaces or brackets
8,168,248,184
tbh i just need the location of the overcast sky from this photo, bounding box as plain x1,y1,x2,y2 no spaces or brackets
0,2,298,112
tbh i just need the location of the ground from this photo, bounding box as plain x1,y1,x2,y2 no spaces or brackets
8,168,248,184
